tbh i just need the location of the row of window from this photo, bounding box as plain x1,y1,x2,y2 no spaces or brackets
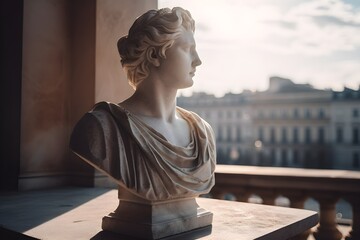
197,108,360,121
257,108,326,120
335,126,359,144
217,146,360,169
217,126,242,142
215,125,360,145
257,148,326,167
258,127,325,144
259,126,360,145
259,149,359,169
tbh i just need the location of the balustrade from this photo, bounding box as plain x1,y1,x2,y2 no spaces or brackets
211,165,360,240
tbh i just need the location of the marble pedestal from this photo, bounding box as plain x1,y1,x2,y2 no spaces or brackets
102,197,213,239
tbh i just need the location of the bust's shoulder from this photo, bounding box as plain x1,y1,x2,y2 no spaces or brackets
92,101,126,115
177,106,205,121
70,101,129,162
176,107,214,132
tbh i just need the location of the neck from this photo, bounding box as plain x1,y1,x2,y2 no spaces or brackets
124,80,178,122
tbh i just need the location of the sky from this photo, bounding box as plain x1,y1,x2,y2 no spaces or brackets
158,0,360,97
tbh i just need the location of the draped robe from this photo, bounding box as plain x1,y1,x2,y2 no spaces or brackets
70,101,216,201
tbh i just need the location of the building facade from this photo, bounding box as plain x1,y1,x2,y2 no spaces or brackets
178,77,360,170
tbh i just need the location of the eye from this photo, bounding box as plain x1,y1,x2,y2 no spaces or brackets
181,43,195,52
181,45,191,51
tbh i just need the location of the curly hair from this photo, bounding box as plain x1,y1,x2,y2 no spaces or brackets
117,7,195,89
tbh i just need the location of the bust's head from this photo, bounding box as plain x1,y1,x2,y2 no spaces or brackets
117,7,195,89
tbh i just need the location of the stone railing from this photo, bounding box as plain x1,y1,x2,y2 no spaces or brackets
210,165,360,240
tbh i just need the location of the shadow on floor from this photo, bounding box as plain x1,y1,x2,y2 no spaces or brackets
91,225,212,240
0,227,39,240
0,187,111,232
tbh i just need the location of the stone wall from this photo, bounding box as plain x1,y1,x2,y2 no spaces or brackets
18,0,157,190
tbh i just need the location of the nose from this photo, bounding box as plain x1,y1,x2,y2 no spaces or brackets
192,50,202,67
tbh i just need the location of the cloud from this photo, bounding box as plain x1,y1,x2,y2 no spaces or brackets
257,0,360,56
265,20,298,30
159,0,360,95
311,15,360,27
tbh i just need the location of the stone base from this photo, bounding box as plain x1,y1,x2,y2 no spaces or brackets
102,198,213,239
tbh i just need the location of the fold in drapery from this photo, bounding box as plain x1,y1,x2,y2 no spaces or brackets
70,101,216,201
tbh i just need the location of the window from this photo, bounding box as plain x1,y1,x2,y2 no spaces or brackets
227,111,232,119
293,108,299,118
336,126,343,143
217,149,226,164
270,127,276,144
227,126,232,141
305,109,311,119
281,149,287,166
237,111,241,118
318,109,325,119
217,126,223,141
282,109,287,118
304,150,312,168
293,127,299,144
281,127,287,144
258,152,264,164
236,126,241,142
293,149,299,165
305,127,311,144
353,127,359,145
258,127,263,141
318,150,326,168
353,109,359,118
218,111,223,119
270,148,276,165
318,127,325,144
270,111,276,119
353,152,359,168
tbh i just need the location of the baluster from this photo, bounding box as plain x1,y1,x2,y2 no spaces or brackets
258,189,276,205
313,195,342,240
286,192,311,240
345,194,360,240
211,188,225,200
235,191,251,202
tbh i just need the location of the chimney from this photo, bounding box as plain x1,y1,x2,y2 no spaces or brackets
268,76,293,92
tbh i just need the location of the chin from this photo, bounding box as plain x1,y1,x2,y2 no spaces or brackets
180,80,194,89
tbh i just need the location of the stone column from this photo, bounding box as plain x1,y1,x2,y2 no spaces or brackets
345,195,360,240
235,192,251,202
258,189,276,205
313,195,342,240
210,187,225,200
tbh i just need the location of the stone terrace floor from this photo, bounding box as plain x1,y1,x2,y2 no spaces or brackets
0,187,350,239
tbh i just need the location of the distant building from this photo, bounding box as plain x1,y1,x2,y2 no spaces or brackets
178,77,360,170
332,87,360,170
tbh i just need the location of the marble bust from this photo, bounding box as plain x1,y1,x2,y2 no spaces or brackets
70,7,216,239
